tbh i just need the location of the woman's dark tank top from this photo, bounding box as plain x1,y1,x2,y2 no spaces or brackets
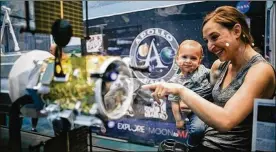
201,54,274,152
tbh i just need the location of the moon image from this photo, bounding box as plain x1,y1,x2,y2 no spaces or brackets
138,43,149,57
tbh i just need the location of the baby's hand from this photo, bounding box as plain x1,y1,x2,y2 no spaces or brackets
179,101,188,109
179,101,192,113
176,120,185,129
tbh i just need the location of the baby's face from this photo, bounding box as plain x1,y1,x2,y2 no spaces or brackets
176,45,202,74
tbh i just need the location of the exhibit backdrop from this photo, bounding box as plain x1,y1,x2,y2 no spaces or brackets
86,1,266,146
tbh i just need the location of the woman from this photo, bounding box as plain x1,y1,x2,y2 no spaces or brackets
142,6,275,152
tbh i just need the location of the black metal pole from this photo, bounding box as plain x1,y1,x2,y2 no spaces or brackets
89,127,92,152
9,95,33,152
85,1,89,40
20,1,35,34
25,1,30,29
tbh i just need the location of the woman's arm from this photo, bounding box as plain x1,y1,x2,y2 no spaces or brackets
143,63,275,132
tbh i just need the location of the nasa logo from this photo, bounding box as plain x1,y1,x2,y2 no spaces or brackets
236,1,251,14
129,28,179,84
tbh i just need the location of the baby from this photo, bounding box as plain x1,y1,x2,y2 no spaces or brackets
168,40,212,148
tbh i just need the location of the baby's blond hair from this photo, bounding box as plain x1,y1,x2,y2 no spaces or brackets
177,40,204,59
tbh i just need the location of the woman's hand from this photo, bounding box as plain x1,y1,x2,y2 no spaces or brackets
142,82,185,103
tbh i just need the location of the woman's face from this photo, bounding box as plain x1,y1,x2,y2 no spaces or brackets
202,20,240,62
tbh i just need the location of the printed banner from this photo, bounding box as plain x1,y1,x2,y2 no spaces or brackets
86,34,104,53
91,27,184,146
92,118,189,146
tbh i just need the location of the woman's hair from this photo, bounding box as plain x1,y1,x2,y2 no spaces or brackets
202,6,254,45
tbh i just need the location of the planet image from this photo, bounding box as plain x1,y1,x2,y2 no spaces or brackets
160,46,175,64
138,43,149,57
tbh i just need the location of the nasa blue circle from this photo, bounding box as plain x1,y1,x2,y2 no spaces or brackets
160,46,175,64
236,1,250,14
108,121,115,128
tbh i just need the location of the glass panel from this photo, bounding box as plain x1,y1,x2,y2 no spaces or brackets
1,1,26,19
1,1,50,53
0,1,268,151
